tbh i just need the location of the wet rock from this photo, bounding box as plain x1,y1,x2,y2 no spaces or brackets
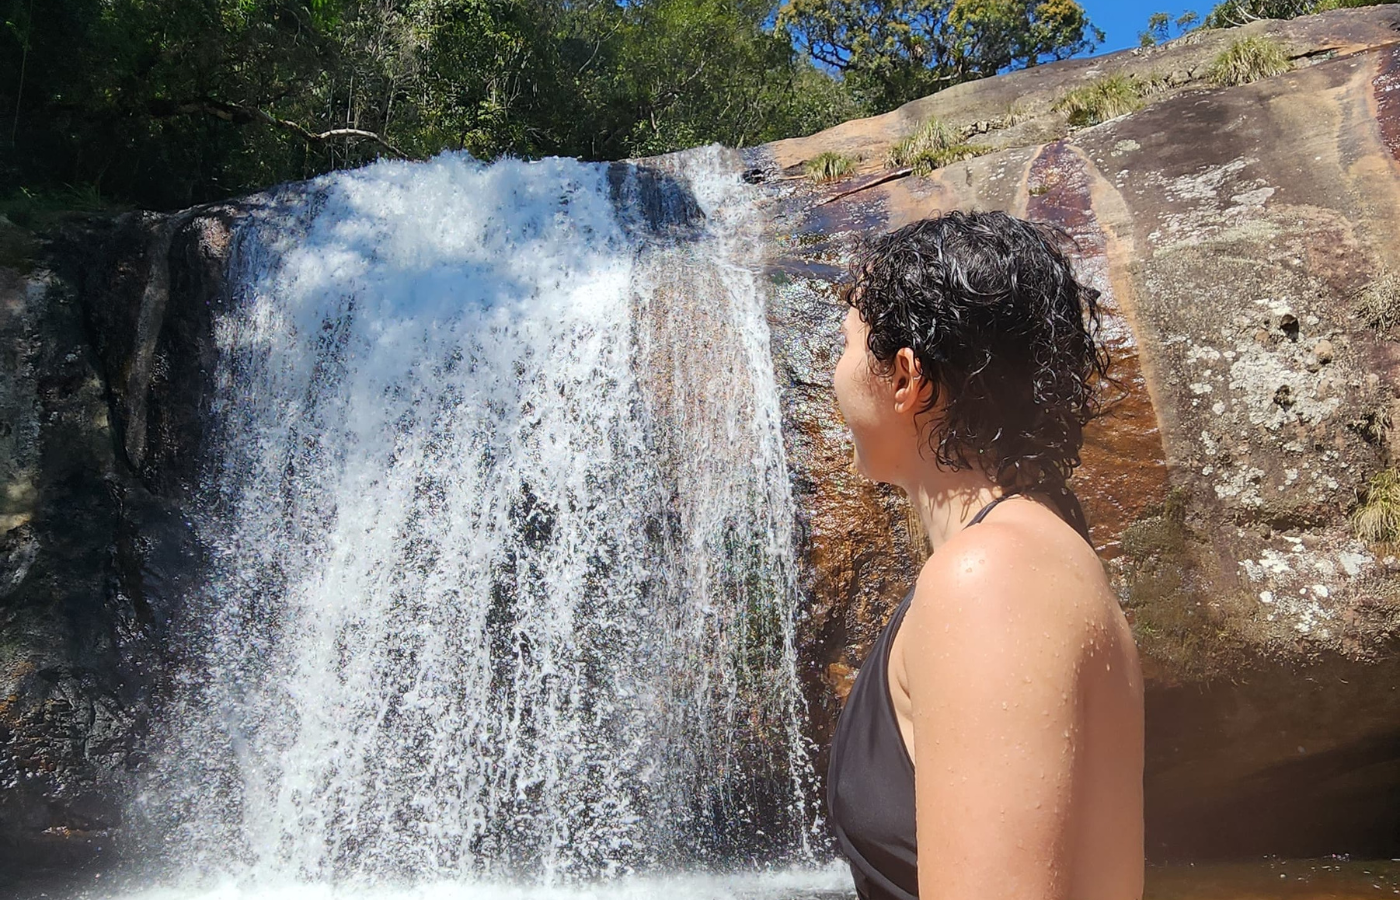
0,203,239,875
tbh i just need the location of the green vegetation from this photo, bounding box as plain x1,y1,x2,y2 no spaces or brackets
1138,2,1398,46
1119,487,1253,680
1203,0,1398,28
0,0,858,212
1353,468,1400,544
1206,35,1293,86
1355,270,1400,333
884,117,989,175
777,0,1104,114
1139,10,1200,46
1053,75,1146,127
907,143,994,175
804,150,858,183
886,118,960,167
0,0,1106,214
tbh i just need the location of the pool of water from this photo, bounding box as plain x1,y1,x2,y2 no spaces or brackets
17,858,1400,900
14,863,856,900
1145,857,1400,898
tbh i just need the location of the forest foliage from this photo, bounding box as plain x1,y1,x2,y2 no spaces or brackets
0,0,1103,210
0,0,1396,213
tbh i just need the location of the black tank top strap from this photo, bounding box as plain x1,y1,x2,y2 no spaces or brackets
965,484,1095,548
965,488,1021,528
825,488,1032,900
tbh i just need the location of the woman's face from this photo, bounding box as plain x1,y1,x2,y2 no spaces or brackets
833,305,901,483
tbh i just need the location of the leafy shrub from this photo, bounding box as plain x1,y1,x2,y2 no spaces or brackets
1206,36,1292,86
1053,75,1145,127
804,151,858,183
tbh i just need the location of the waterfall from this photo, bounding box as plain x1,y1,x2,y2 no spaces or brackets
131,146,828,892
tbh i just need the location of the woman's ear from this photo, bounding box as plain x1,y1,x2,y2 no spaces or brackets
892,347,925,414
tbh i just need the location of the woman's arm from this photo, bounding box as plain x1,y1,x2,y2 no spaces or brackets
899,524,1087,900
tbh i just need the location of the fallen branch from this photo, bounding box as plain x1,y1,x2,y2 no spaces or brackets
813,167,913,207
149,98,411,159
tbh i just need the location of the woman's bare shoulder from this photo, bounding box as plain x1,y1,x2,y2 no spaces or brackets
903,511,1112,660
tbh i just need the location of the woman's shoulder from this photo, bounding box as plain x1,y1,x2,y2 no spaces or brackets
903,502,1113,658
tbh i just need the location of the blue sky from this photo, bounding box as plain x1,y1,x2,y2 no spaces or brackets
1078,2,1206,54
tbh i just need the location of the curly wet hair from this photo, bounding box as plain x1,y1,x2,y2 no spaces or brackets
842,209,1111,495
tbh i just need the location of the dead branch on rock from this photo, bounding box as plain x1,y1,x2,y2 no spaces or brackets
812,167,913,207
149,99,411,159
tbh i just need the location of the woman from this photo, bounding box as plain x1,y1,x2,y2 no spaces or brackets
826,211,1145,900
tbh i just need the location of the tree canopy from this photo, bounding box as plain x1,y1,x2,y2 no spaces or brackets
1,0,1099,212
776,0,1101,112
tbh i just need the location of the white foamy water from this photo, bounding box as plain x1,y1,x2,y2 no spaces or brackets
127,147,822,892
94,862,854,900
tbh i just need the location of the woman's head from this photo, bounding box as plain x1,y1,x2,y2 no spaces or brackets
831,210,1110,492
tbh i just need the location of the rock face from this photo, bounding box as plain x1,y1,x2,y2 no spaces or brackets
0,207,241,876
759,5,1400,861
5,5,1400,874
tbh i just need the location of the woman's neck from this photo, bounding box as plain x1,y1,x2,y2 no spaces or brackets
905,466,1013,553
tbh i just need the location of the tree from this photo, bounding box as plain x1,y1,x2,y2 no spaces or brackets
947,0,1104,79
777,0,1102,113
1138,10,1199,46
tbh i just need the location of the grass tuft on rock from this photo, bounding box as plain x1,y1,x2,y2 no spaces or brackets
804,151,858,184
1206,36,1292,87
1355,270,1400,334
886,117,961,168
884,117,992,175
1053,75,1145,127
1353,468,1400,544
905,143,994,176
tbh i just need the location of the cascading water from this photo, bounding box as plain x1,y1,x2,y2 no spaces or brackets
125,146,842,897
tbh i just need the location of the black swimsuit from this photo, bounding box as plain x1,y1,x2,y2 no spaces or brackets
826,487,1094,900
